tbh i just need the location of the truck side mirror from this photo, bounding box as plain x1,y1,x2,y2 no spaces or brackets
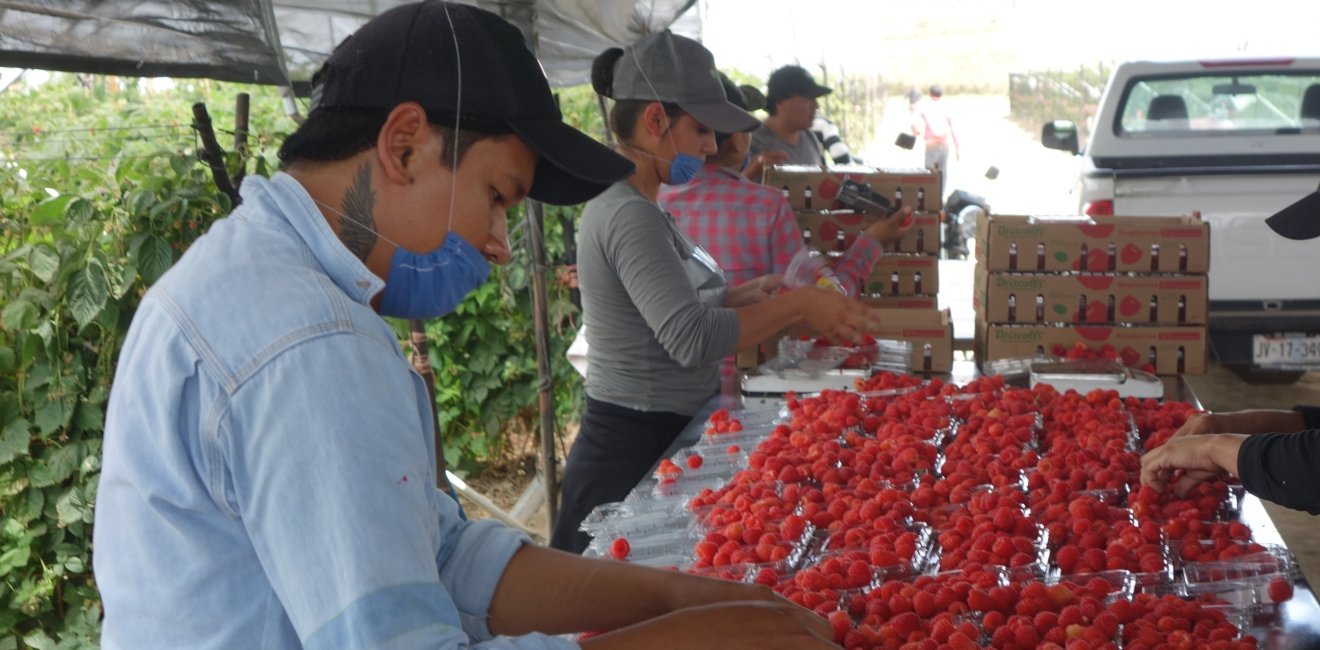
1041,120,1080,155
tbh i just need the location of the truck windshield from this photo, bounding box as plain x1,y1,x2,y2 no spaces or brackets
1118,71,1320,135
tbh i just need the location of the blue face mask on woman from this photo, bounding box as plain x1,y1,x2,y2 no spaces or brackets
668,151,703,185
377,233,490,319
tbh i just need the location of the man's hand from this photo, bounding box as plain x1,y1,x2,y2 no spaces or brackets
579,600,838,650
862,207,915,245
1140,434,1246,498
744,150,790,183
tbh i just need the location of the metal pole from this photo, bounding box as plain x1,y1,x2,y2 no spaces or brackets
191,103,239,207
526,200,559,530
233,93,250,187
408,320,453,494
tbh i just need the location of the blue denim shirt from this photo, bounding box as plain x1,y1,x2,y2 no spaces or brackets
93,173,577,650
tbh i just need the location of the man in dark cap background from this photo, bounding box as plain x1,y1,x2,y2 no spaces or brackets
93,2,837,648
749,64,832,168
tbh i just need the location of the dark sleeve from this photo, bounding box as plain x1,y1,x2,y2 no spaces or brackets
1293,405,1320,429
1237,430,1320,515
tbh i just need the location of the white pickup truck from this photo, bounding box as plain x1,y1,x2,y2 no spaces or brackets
1042,56,1320,381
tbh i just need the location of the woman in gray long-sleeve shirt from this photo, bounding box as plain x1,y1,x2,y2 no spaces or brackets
550,32,879,553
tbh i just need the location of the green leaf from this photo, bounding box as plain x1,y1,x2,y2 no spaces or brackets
29,195,73,227
19,332,43,367
73,400,104,433
1,299,38,332
27,245,60,284
133,233,173,284
67,261,110,330
32,396,69,436
56,487,93,527
0,544,31,579
29,443,81,487
0,346,14,372
66,197,94,225
0,419,29,465
20,630,53,650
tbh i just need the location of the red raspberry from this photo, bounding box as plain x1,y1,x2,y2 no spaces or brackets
609,537,630,560
1268,578,1295,603
686,454,703,469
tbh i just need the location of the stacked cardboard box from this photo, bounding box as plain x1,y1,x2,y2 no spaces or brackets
973,213,1211,375
738,165,953,372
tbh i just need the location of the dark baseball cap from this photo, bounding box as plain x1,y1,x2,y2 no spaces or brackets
605,31,760,135
309,1,633,205
1265,188,1320,240
767,65,832,102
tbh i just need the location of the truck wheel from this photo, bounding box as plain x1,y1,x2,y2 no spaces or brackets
1226,364,1307,385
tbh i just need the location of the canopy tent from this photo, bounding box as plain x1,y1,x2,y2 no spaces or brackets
0,0,701,88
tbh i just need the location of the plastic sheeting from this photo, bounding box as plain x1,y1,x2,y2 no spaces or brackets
0,0,699,87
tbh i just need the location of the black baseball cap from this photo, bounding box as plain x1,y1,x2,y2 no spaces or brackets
1265,188,1320,240
606,32,760,135
766,65,832,104
309,1,633,205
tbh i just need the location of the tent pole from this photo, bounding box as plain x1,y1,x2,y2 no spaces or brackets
526,200,559,530
233,93,249,187
191,103,239,207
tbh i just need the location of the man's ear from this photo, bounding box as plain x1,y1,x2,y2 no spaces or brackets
377,102,429,186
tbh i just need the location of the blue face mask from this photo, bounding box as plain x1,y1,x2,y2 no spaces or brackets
378,233,491,319
668,152,703,185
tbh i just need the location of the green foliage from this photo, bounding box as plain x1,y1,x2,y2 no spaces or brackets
1008,63,1112,145
0,73,592,644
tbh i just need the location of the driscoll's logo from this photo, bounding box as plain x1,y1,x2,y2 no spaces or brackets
994,277,1044,290
994,329,1042,342
998,225,1044,238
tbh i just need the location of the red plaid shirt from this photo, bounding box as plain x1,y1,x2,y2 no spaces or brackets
658,163,882,294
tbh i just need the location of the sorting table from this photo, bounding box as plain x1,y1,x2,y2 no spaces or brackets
638,363,1320,648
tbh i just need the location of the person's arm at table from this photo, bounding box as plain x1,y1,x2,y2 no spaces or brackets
1172,409,1307,439
488,545,838,649
1141,429,1320,515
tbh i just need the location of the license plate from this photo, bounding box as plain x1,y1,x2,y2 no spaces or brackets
1252,334,1320,368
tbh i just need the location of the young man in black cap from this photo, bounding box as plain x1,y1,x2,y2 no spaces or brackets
750,64,831,168
1140,188,1320,515
93,3,837,648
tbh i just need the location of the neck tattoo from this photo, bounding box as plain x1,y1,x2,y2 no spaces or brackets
336,162,378,262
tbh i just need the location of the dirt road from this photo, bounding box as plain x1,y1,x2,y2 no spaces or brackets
860,93,1078,215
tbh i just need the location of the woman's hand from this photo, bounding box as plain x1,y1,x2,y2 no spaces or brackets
798,288,880,345
862,207,916,245
1140,433,1246,498
1170,412,1219,439
726,275,785,308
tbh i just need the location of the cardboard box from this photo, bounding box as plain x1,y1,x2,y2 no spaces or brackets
861,295,940,310
795,210,942,255
869,308,954,373
974,320,1208,375
738,307,952,372
863,254,940,296
974,270,1209,325
766,165,943,213
975,213,1210,273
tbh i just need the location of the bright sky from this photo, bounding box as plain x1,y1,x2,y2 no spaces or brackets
697,0,1320,86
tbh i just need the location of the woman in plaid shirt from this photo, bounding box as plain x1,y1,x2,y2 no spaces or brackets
660,74,913,295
